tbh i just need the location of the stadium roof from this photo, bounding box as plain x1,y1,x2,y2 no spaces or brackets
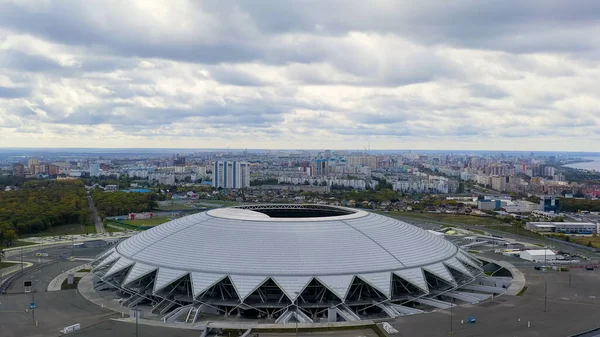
95,204,481,301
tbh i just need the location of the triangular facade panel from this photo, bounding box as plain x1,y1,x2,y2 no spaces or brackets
424,263,456,285
393,268,429,293
272,276,313,301
122,262,157,286
104,257,134,278
316,275,354,300
94,248,115,264
230,275,269,300
191,272,227,298
457,252,483,270
358,272,392,298
153,268,189,293
97,252,120,269
444,258,474,278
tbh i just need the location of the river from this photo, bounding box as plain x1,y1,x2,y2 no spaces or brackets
563,157,600,171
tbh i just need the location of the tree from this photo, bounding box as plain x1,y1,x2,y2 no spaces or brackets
587,240,594,248
4,229,17,246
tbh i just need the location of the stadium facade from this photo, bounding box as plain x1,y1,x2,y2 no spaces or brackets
91,205,484,322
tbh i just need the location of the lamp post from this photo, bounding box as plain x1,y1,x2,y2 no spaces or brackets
135,302,139,337
544,246,548,312
294,291,300,337
0,250,4,294
450,296,453,335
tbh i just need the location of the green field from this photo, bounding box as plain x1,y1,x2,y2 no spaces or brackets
481,224,544,239
381,211,506,226
0,262,18,269
121,217,172,227
20,224,98,238
156,204,197,211
0,240,37,250
196,199,239,207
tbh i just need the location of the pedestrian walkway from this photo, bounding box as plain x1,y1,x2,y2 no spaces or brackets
77,273,131,315
47,263,91,291
478,256,526,296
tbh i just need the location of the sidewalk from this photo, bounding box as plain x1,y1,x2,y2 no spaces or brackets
478,255,526,295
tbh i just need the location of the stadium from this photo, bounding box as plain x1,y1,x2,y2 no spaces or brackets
91,204,486,322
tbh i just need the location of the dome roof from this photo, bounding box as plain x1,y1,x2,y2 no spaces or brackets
94,205,482,302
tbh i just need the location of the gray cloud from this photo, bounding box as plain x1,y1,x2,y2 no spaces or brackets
0,0,600,150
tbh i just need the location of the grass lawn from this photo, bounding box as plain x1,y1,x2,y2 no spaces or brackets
78,268,91,273
481,224,544,240
0,261,18,268
196,199,239,207
121,217,171,227
157,204,197,211
61,276,82,290
20,224,98,238
566,236,600,249
104,225,124,232
0,240,37,250
382,211,506,227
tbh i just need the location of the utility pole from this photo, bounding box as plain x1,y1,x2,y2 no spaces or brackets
32,280,35,326
544,247,548,312
135,302,139,337
450,296,453,335
294,291,300,337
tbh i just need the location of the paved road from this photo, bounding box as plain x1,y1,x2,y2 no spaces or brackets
88,195,105,234
387,213,600,261
0,257,115,337
390,267,600,337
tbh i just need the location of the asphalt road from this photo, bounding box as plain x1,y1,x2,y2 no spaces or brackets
390,267,600,337
0,257,116,337
390,214,600,261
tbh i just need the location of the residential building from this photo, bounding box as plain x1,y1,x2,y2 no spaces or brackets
13,163,24,177
213,161,250,189
90,163,100,177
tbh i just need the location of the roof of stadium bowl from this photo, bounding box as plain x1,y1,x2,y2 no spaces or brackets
92,204,482,307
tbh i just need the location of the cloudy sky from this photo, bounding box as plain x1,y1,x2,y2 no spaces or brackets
0,0,599,151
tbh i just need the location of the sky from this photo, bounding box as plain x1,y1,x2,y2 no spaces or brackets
0,0,599,151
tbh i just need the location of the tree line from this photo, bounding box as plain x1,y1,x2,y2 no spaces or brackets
92,190,159,218
560,198,600,213
0,180,89,245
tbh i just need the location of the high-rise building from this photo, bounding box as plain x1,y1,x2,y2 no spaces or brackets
48,165,60,176
212,161,250,189
13,164,24,177
28,158,39,171
90,163,100,177
174,155,186,166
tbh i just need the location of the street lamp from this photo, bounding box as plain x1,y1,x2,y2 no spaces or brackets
544,247,548,312
449,296,454,335
294,291,300,337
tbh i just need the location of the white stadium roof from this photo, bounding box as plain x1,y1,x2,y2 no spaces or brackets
94,205,482,302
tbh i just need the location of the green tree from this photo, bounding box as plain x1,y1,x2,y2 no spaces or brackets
4,229,17,246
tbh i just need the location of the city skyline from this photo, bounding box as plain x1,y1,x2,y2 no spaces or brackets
1,1,600,151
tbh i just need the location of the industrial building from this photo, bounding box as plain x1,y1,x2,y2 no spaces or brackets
92,205,486,323
519,249,556,262
526,222,598,234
